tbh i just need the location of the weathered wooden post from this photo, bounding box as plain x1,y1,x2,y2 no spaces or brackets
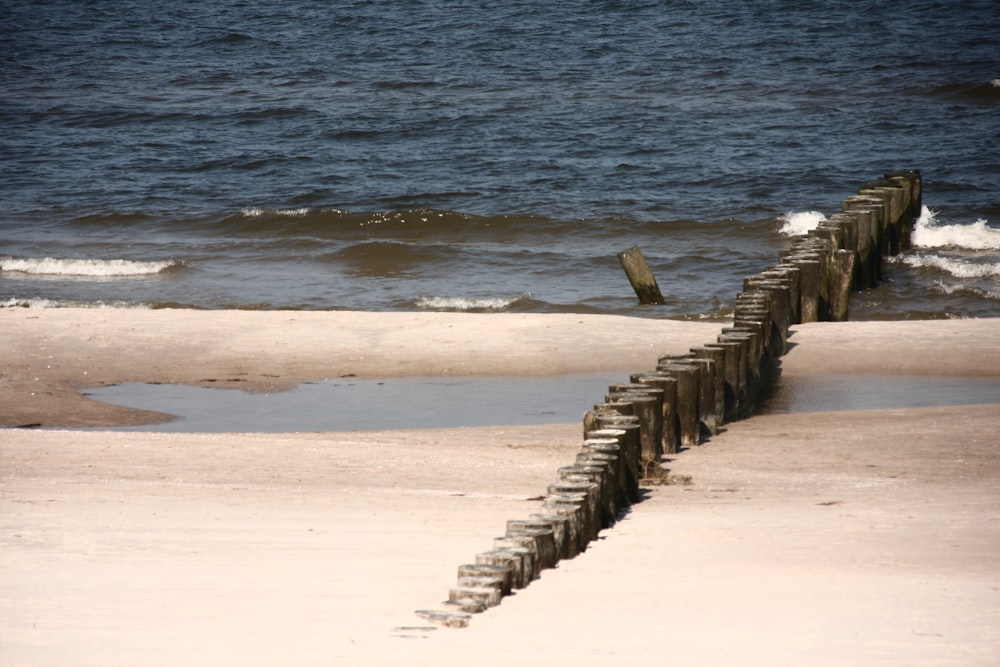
415,609,473,628
654,361,700,449
690,346,727,429
631,373,679,457
760,266,800,326
528,513,574,561
504,522,558,572
885,169,921,249
487,542,536,587
586,427,639,503
718,330,756,416
606,384,663,461
583,437,627,510
618,246,665,305
591,417,642,502
457,563,513,596
553,474,602,541
475,549,528,590
448,584,502,609
828,248,856,321
842,196,885,284
531,493,588,558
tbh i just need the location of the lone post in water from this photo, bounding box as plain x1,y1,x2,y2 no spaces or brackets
618,246,665,305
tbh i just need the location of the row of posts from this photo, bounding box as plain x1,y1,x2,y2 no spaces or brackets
416,170,922,628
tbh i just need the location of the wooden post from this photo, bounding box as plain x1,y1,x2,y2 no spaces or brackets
529,513,575,560
828,249,856,322
654,362,700,449
606,384,663,461
415,609,473,628
539,497,588,556
475,550,527,590
630,374,679,459
457,563,513,596
591,418,642,502
690,347,727,429
583,438,627,510
506,521,559,571
617,246,665,305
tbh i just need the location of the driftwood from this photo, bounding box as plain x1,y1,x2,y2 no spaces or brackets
617,246,665,305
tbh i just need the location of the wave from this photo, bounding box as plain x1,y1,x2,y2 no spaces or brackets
1,297,152,309
928,280,1000,302
0,256,181,277
240,207,313,218
911,206,1000,250
414,294,532,312
896,253,1000,280
778,210,826,236
927,79,1000,106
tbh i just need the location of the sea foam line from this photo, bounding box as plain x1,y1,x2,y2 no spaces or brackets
415,295,528,311
895,253,1000,279
911,206,1000,250
0,257,179,277
240,207,311,217
1,297,152,309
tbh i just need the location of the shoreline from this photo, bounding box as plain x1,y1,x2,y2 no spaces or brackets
3,308,999,428
2,308,724,427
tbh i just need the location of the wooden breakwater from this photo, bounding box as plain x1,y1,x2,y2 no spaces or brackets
416,170,921,628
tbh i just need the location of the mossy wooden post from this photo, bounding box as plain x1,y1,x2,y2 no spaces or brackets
606,384,663,461
690,347,726,429
618,246,665,305
631,374,679,460
842,197,885,284
654,362,700,449
828,249,856,321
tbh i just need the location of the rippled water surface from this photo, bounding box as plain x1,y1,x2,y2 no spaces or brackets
3,1,999,318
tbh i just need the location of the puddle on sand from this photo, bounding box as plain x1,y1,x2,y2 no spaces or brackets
761,374,1000,414
79,373,626,432
73,372,1000,432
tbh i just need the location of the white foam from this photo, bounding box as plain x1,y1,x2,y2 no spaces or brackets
911,206,1000,250
0,257,178,277
1,297,151,309
415,295,526,311
778,210,826,236
240,207,310,217
899,253,1000,279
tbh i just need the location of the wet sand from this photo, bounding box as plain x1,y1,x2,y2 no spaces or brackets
2,309,998,666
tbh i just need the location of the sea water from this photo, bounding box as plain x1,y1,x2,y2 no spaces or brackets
2,1,999,320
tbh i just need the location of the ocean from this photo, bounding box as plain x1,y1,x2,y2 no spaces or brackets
3,1,999,320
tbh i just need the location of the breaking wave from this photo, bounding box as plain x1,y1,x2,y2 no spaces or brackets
895,253,1000,279
1,297,152,309
911,206,1000,250
778,210,826,236
0,257,181,277
414,295,531,312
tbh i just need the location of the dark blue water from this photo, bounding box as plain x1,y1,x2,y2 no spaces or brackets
2,1,999,318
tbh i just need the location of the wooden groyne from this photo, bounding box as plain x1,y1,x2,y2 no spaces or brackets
416,170,921,628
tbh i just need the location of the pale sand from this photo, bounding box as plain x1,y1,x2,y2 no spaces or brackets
2,310,999,666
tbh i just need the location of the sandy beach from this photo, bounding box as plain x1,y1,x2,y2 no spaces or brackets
2,309,999,666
